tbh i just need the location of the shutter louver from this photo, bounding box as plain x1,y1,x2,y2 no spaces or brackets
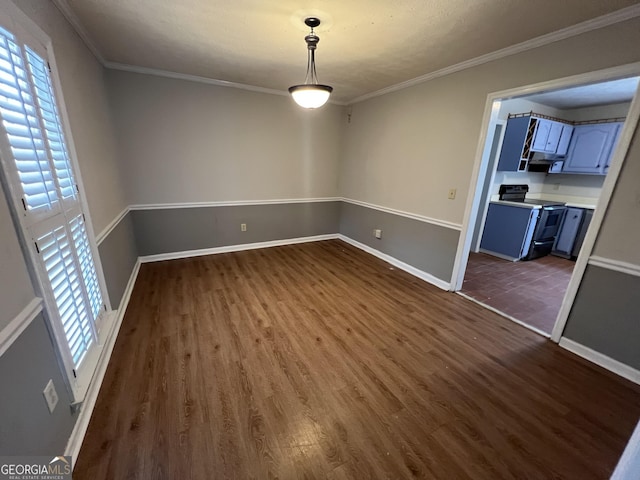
37,223,93,366
0,29,57,216
24,46,77,205
70,212,102,320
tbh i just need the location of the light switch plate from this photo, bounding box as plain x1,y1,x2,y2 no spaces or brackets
43,379,58,414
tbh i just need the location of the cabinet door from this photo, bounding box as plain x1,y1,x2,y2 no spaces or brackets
497,116,531,172
563,124,618,174
603,122,624,174
545,122,563,153
553,208,584,256
532,119,552,152
556,124,574,156
480,204,538,260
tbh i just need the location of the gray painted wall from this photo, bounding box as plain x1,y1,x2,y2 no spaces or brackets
0,180,34,331
131,202,341,256
98,212,138,309
339,202,459,283
0,314,77,455
564,265,640,370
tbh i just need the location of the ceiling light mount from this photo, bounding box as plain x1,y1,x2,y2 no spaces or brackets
289,17,333,109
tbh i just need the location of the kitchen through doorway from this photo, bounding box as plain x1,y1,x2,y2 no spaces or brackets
456,74,640,337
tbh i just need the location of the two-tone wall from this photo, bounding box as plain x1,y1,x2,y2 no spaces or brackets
562,120,640,371
0,0,130,455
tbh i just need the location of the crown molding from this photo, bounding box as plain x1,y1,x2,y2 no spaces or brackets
49,1,639,105
105,61,290,97
348,4,640,104
105,62,349,105
51,0,105,64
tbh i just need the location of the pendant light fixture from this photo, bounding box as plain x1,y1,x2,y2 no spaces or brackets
289,17,333,109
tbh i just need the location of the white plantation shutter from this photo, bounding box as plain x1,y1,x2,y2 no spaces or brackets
25,45,78,206
0,20,105,389
34,217,94,367
0,26,58,220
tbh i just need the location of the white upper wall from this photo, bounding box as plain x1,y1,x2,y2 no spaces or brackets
9,0,127,233
563,101,631,121
340,17,640,225
106,70,345,205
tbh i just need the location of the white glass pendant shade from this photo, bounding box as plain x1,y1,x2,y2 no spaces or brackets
288,84,333,109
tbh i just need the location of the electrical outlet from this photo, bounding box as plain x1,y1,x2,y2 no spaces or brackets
553,183,560,191
240,223,247,232
448,188,457,200
374,229,382,239
43,379,58,414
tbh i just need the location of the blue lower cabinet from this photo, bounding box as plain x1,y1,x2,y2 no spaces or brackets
480,203,538,260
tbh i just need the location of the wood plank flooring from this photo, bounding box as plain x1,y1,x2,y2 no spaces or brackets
74,240,640,479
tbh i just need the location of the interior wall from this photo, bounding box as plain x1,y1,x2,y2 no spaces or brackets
340,18,640,224
0,181,34,331
106,70,345,206
592,125,640,265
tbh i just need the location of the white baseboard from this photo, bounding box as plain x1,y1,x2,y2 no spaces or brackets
456,292,551,338
559,337,640,385
138,234,340,263
337,234,451,291
65,259,142,467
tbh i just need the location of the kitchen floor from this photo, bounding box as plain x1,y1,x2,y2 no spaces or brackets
461,252,575,334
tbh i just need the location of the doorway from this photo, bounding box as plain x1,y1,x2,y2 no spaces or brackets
451,66,640,339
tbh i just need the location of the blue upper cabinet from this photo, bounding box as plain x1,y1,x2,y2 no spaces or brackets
563,122,622,175
497,115,573,172
497,116,531,172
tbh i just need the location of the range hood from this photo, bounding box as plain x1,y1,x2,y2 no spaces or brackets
527,152,564,165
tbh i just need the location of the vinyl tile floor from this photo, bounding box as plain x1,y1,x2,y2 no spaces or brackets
461,252,575,334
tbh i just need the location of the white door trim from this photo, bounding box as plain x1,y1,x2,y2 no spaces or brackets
450,62,640,344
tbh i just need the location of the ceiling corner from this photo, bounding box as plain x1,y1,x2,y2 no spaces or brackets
51,0,106,65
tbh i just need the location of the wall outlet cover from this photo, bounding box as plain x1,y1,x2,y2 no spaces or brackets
374,229,382,239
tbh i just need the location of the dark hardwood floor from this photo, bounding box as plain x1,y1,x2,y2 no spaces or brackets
74,240,640,479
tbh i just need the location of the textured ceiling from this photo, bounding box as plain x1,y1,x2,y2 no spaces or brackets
61,0,640,102
524,77,640,109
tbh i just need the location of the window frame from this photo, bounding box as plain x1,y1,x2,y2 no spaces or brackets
0,3,113,403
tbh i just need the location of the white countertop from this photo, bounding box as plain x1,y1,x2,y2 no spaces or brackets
490,200,542,209
490,194,596,210
564,202,596,210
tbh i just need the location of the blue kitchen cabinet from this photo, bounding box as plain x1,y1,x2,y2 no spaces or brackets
603,124,624,175
563,122,622,174
480,203,538,260
497,116,531,172
497,115,574,172
552,208,584,258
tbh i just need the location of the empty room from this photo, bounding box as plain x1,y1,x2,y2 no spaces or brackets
1,1,640,479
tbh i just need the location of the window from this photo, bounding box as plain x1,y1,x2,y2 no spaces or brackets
0,21,106,400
